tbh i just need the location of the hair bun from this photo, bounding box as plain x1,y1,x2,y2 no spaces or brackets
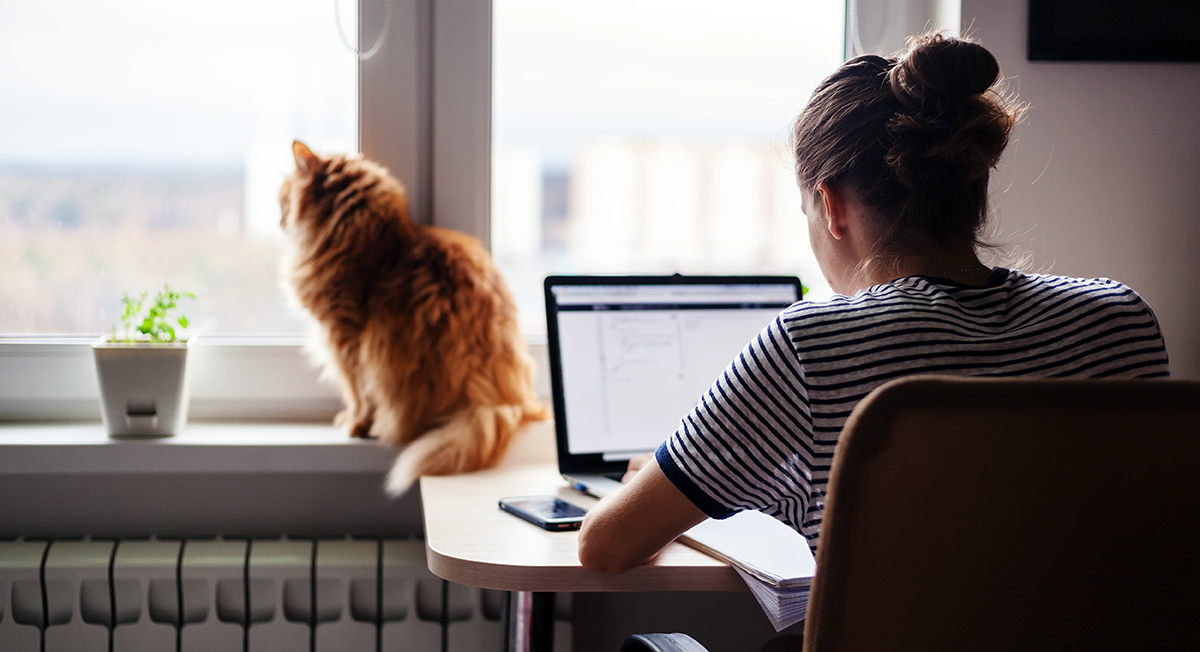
889,33,1000,105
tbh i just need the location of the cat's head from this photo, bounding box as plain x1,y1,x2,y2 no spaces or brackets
278,140,410,243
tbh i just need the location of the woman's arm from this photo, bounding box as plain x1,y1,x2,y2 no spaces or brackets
577,457,708,573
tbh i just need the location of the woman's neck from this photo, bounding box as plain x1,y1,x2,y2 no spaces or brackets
840,246,991,293
888,248,991,285
813,186,991,294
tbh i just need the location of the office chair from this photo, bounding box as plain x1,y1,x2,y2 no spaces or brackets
807,375,1200,651
625,376,1200,652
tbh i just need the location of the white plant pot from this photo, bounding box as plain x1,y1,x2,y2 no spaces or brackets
92,336,195,437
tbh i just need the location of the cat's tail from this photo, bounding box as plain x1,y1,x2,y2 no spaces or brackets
384,403,543,496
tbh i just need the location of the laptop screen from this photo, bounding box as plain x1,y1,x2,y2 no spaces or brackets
545,276,802,473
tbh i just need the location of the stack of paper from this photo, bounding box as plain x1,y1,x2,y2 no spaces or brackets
733,567,810,631
680,510,815,631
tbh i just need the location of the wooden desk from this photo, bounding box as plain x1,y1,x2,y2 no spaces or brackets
419,423,745,651
422,462,745,593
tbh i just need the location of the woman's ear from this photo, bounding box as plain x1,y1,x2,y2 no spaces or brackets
818,182,848,240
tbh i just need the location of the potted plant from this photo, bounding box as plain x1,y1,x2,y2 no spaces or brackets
93,284,196,437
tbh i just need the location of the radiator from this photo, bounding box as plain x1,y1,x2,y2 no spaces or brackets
0,537,572,652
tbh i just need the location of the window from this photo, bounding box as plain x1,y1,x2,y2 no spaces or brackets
492,0,845,333
1,0,498,419
0,0,358,335
3,0,888,418
1,0,366,419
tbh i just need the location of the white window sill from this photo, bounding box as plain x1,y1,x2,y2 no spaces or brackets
0,421,394,475
0,334,555,538
0,420,555,538
0,419,557,476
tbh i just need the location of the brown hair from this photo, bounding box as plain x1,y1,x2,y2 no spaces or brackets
792,33,1022,258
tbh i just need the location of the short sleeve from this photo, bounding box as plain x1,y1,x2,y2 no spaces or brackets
656,314,817,533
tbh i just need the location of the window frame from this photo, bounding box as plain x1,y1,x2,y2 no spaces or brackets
0,0,495,421
2,0,953,421
360,0,492,241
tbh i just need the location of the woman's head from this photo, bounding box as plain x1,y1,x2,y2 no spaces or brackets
792,33,1021,263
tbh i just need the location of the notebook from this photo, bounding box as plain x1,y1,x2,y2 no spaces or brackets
543,274,803,498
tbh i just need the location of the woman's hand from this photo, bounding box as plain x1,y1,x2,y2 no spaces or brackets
622,452,655,484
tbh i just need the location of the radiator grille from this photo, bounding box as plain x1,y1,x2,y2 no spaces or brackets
0,538,571,652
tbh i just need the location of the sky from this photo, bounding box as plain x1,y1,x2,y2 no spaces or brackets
0,0,358,168
0,0,843,169
493,0,845,167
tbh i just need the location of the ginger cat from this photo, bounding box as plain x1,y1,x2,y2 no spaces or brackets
279,141,548,495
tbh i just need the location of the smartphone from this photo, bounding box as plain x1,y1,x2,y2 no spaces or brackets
499,495,588,531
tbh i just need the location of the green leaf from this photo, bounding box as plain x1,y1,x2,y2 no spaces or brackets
112,284,195,342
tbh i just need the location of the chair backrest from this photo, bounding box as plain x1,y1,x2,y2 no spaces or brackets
803,376,1200,652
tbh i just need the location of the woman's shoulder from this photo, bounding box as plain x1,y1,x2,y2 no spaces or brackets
1000,269,1151,304
883,267,1145,300
775,267,1154,330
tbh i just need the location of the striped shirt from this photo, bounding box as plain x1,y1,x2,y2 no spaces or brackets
656,268,1170,552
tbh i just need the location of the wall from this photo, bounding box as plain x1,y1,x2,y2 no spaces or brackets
961,0,1200,377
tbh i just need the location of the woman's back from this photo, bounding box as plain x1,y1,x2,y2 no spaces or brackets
656,268,1169,552
793,269,1168,384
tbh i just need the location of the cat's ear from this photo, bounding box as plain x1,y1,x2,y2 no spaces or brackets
293,140,319,175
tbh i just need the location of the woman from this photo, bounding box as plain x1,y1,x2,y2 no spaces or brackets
577,33,1169,574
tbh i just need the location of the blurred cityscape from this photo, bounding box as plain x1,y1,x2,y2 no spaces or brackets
0,164,306,335
493,137,827,334
1,0,839,337
0,0,356,336
1,135,827,336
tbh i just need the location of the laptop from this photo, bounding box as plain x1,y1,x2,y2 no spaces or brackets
544,274,804,498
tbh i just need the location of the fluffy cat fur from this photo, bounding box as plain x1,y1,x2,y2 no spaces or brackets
279,141,549,495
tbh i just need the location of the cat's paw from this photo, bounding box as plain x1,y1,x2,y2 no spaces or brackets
349,421,374,438
334,409,375,439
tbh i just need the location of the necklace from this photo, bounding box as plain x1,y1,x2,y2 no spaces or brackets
918,266,990,276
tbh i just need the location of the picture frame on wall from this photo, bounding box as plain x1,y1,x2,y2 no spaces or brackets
1028,0,1200,62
